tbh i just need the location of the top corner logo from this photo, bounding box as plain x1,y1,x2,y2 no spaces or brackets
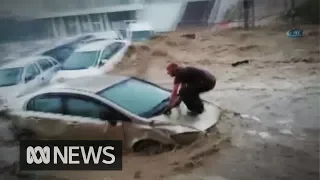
286,28,304,38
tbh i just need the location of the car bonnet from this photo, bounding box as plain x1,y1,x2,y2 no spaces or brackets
149,101,222,131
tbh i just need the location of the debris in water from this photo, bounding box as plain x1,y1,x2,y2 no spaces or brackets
181,33,196,39
134,171,142,179
279,129,293,135
240,114,251,119
258,132,271,139
231,60,250,67
246,130,258,136
252,116,261,123
240,114,261,123
276,120,293,125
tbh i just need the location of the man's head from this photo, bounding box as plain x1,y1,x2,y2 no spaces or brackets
166,63,179,77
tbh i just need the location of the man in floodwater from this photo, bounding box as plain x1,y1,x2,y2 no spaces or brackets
164,63,216,115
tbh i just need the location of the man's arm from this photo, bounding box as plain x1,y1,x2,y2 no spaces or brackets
168,83,180,108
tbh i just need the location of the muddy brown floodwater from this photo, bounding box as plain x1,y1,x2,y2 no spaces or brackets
0,24,319,180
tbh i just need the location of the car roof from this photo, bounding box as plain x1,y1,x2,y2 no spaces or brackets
75,39,127,52
37,75,130,94
0,55,53,69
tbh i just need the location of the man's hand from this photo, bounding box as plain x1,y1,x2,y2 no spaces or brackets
163,106,172,115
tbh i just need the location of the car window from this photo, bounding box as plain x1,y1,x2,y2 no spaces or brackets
98,78,171,118
37,59,53,71
0,67,23,87
101,46,113,60
66,96,115,120
62,51,99,70
55,47,74,62
111,42,125,53
24,64,40,83
26,95,63,114
48,58,58,65
101,42,125,60
43,47,74,63
32,63,41,74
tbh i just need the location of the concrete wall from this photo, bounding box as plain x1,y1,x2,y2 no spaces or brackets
137,1,186,32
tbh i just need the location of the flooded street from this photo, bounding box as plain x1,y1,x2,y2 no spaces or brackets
0,24,319,180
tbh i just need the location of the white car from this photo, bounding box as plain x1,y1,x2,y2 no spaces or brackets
126,21,155,41
0,56,61,108
8,75,221,153
51,39,130,83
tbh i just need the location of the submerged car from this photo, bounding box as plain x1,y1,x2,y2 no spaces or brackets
50,39,130,83
34,32,121,64
126,21,155,42
0,55,61,109
8,75,221,153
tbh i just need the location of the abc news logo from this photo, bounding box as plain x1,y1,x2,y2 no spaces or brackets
20,140,122,170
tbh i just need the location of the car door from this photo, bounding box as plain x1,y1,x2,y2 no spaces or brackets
20,63,42,96
24,93,70,139
63,94,126,141
35,59,56,85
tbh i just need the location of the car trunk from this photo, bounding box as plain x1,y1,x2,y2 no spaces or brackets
151,101,221,131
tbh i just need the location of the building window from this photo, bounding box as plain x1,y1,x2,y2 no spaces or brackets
79,15,92,33
64,16,78,35
90,14,104,32
52,17,67,37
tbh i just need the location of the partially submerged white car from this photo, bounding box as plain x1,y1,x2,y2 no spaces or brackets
0,56,61,109
8,75,221,153
126,21,155,42
51,39,130,83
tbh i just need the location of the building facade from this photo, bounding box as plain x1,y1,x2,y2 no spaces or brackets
0,0,145,41
0,0,225,42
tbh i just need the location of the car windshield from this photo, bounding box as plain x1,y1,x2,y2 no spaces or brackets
62,51,99,70
131,31,154,41
0,67,23,87
97,78,171,118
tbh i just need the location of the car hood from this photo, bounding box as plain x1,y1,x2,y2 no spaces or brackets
151,101,222,131
52,68,104,82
